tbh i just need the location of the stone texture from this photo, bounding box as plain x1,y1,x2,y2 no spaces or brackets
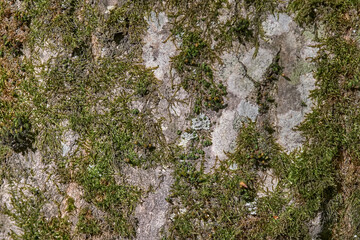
240,47,276,83
217,52,254,98
262,13,293,38
142,11,177,82
134,167,173,240
210,99,259,164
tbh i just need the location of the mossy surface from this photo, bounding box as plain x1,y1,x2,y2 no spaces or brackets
0,0,170,238
1,0,360,239
166,1,360,239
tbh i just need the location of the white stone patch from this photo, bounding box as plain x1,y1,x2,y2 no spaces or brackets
277,73,315,152
240,47,275,82
103,0,118,14
143,12,177,81
298,73,316,109
276,110,305,152
35,42,60,65
229,162,238,171
61,123,79,157
0,179,23,238
262,13,293,37
236,100,259,122
29,41,62,83
211,100,259,161
300,45,318,60
105,5,116,14
134,167,173,240
211,110,237,160
308,212,323,240
245,200,257,215
169,101,188,116
218,52,254,97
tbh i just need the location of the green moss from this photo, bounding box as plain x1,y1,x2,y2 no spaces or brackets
255,52,282,114
167,121,296,239
201,139,212,147
167,161,256,239
66,197,76,213
0,114,36,154
4,187,71,240
76,207,101,236
287,1,360,238
0,0,172,238
172,31,227,113
3,0,360,239
166,0,279,113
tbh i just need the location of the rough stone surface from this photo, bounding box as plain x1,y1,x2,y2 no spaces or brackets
134,167,173,240
217,52,254,98
240,47,276,83
210,109,238,161
0,151,65,238
308,212,323,240
257,169,279,198
262,13,293,38
210,99,259,165
142,11,177,82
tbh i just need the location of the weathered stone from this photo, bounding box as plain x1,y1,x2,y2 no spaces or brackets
262,13,293,38
240,47,276,83
308,212,323,240
257,169,279,198
134,168,173,240
217,52,254,98
143,11,177,82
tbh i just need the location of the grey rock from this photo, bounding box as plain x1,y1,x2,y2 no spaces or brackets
308,212,323,240
236,100,259,122
217,52,254,98
143,11,177,82
262,13,293,38
135,168,173,240
240,47,276,83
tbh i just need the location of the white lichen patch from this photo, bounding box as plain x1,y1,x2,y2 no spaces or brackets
276,73,315,153
276,110,305,152
210,100,259,165
245,200,258,216
210,110,238,161
179,131,198,147
298,73,316,109
0,179,23,238
134,167,173,240
191,114,210,130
